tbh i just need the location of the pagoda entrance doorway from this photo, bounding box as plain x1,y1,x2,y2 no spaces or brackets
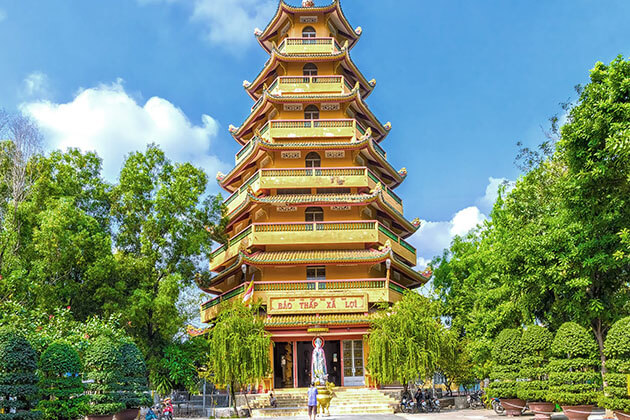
273,342,295,389
342,339,365,386
296,340,341,387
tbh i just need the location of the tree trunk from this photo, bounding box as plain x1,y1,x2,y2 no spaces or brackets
592,317,607,378
230,381,237,417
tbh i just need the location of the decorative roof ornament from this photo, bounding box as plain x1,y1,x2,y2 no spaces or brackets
354,26,363,36
343,40,349,50
384,121,392,130
228,124,239,133
368,78,377,87
398,167,407,178
254,27,263,37
378,239,392,252
369,182,382,195
411,218,421,228
243,80,251,88
420,266,433,279
302,0,315,7
215,171,225,182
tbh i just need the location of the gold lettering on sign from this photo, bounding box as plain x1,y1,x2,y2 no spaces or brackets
268,294,368,314
331,205,350,211
300,16,318,23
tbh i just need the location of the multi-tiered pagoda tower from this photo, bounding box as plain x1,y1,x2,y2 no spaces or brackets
198,0,428,390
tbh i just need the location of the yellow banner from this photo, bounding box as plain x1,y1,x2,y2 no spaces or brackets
268,294,368,314
627,374,630,396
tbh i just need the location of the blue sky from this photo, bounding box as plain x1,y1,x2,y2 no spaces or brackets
1,0,629,266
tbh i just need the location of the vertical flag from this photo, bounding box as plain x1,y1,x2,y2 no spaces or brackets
242,274,255,307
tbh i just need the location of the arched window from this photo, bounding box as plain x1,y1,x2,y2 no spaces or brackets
305,152,321,168
302,26,316,38
305,207,324,222
304,105,319,120
303,63,318,76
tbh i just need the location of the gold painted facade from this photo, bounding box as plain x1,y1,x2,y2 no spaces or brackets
198,0,428,389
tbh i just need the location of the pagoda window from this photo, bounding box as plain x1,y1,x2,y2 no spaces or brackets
306,266,326,281
305,152,321,168
304,105,319,120
303,63,318,76
302,26,316,38
305,206,324,222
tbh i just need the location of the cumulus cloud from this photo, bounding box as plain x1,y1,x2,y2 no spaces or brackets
476,176,515,214
139,0,276,50
22,71,50,98
408,176,520,269
21,79,228,183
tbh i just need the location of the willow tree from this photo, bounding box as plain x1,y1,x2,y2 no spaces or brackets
367,292,452,388
207,302,270,413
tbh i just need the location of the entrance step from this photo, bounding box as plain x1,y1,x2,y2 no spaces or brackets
250,387,397,416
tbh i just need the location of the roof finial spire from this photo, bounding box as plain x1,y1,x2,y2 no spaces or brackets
302,0,314,7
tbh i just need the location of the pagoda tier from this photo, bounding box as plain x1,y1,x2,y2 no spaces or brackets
199,0,428,390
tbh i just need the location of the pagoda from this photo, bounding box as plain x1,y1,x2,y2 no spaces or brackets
198,0,429,390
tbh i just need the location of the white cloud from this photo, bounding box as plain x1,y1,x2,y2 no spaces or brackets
21,79,228,183
139,0,276,50
476,176,515,214
408,176,520,269
22,71,50,98
0,9,6,22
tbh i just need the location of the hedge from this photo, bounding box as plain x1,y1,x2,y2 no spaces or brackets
548,322,600,406
517,325,553,402
83,336,124,416
37,342,86,420
601,317,630,412
118,341,152,409
0,329,41,420
487,328,522,399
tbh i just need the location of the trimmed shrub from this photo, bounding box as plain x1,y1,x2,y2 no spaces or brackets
518,325,553,402
487,328,523,399
37,342,86,420
548,322,600,406
0,329,41,420
601,317,630,413
117,341,152,409
83,336,124,416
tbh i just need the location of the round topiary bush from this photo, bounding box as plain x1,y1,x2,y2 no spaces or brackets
117,341,152,409
0,329,41,420
547,322,600,406
600,317,630,414
83,336,125,417
37,341,86,420
487,328,523,399
518,325,553,402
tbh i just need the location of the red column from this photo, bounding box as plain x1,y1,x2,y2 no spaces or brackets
293,341,298,388
340,340,345,387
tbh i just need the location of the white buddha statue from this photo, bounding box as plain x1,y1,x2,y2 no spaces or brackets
311,337,328,385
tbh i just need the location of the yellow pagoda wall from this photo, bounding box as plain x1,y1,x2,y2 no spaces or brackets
266,153,356,168
258,265,370,282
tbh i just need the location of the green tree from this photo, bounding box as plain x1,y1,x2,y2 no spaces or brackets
487,328,522,399
110,144,224,361
518,325,553,402
118,341,151,409
368,291,451,388
37,341,86,420
206,302,271,413
601,317,630,413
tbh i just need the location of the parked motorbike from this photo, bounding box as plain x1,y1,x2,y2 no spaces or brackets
400,393,417,414
491,397,505,415
467,391,484,409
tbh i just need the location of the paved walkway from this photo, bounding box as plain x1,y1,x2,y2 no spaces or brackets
249,407,608,420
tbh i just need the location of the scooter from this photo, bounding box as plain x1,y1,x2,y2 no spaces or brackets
491,397,505,415
467,391,484,409
400,394,417,413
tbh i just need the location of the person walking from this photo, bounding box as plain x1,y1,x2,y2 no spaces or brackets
307,382,318,420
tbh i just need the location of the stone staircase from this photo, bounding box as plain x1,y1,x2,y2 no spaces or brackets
249,387,397,417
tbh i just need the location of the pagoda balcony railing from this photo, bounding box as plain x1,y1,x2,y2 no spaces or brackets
223,167,404,216
249,76,350,112
259,118,366,142
277,37,342,55
268,75,349,96
209,220,416,271
200,278,406,322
